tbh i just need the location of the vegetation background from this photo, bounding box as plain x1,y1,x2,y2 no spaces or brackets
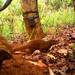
0,0,75,38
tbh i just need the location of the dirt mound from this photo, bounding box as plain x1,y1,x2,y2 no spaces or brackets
0,55,47,75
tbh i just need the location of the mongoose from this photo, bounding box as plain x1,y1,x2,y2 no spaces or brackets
0,49,12,68
13,39,58,53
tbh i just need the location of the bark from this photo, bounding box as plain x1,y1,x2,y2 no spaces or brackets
21,0,45,40
73,0,75,11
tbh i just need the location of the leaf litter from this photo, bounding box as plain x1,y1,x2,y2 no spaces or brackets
0,25,75,75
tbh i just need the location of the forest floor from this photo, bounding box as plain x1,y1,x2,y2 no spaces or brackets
0,25,75,75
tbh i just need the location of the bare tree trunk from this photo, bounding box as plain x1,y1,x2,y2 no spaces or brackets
73,0,75,11
21,0,45,40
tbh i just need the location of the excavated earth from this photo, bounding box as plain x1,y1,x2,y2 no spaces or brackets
0,25,75,75
0,54,47,75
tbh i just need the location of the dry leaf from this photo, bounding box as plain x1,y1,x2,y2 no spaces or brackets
38,60,47,67
47,53,56,59
68,43,74,47
28,61,39,65
14,51,22,54
58,49,67,54
28,60,46,67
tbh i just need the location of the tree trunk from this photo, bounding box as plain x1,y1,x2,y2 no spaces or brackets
73,0,75,11
21,0,45,40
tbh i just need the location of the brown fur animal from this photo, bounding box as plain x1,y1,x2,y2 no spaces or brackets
12,39,58,53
